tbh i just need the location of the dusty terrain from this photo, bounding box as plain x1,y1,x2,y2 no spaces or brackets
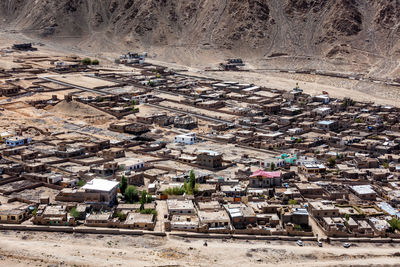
2,0,400,78
0,230,399,267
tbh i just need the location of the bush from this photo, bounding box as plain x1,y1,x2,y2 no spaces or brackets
164,186,185,195
77,180,86,187
81,58,92,65
32,208,38,216
293,224,302,231
288,199,297,205
70,207,79,218
124,185,139,203
114,211,126,221
139,209,157,216
388,218,400,232
92,59,99,65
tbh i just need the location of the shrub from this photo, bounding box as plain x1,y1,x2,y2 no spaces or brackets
124,185,139,203
77,180,86,187
288,199,297,205
140,209,157,216
70,207,79,219
114,211,126,221
92,59,99,65
32,208,38,216
388,218,400,232
164,186,185,195
81,58,91,65
293,224,302,231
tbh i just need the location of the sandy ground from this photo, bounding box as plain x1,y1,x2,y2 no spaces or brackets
46,74,117,89
0,230,399,267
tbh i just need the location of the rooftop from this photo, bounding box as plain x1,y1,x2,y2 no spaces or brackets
82,179,119,192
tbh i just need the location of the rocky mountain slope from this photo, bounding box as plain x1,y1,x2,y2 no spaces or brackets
1,0,400,74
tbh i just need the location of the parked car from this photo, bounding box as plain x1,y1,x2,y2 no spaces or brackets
318,241,323,247
343,243,351,248
297,240,303,246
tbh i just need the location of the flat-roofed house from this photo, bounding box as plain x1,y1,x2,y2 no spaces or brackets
123,212,155,230
249,170,281,188
167,199,195,215
198,210,231,229
81,178,119,206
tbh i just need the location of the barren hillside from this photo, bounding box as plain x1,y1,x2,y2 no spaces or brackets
1,0,400,76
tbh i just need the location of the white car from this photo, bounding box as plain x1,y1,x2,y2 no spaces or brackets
343,243,351,248
297,240,303,246
318,241,323,247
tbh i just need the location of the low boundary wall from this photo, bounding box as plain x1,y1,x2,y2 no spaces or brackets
0,224,166,237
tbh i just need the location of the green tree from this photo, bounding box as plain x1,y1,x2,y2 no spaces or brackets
81,58,91,65
70,207,79,219
189,170,196,190
140,190,148,206
92,59,99,65
345,214,350,221
124,185,138,204
288,199,298,205
328,157,336,168
270,162,275,171
77,180,86,187
120,175,128,194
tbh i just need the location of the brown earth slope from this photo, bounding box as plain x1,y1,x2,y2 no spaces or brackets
1,0,400,76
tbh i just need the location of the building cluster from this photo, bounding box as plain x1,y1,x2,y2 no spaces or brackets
0,45,399,239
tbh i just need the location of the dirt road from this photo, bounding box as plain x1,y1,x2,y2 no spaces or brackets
0,230,399,266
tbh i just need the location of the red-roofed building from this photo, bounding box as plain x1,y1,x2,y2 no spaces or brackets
249,170,281,188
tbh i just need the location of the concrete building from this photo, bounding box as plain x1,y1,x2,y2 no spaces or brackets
350,185,377,200
123,213,155,230
308,201,339,218
120,159,145,171
249,170,281,188
196,150,222,168
316,120,339,131
198,210,231,229
5,137,31,147
167,199,195,215
81,179,119,206
174,133,196,145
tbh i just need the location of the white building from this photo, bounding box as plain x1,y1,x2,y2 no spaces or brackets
120,159,145,171
312,107,332,117
167,199,195,215
81,178,119,205
174,133,196,145
314,94,330,104
287,128,303,135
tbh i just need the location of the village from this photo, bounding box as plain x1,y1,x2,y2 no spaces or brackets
0,42,400,248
